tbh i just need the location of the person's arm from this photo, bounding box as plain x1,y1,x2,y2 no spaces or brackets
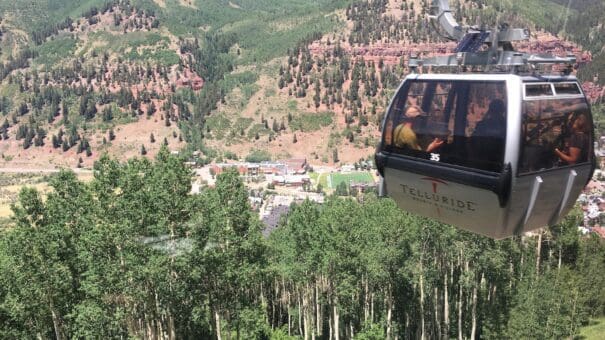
426,138,444,153
555,147,581,164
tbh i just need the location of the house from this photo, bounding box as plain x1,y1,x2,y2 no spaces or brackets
260,161,287,175
281,158,308,174
271,175,311,187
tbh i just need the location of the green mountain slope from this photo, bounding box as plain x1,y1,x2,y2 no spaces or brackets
0,0,602,169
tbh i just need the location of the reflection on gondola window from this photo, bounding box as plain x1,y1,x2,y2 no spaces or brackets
519,96,592,174
384,80,507,172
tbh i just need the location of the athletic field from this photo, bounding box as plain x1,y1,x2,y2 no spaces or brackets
328,172,374,189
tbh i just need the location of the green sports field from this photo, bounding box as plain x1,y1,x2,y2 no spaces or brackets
328,172,375,189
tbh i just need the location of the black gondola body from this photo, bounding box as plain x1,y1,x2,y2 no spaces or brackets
375,74,595,238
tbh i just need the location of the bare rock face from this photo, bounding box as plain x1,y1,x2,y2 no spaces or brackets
582,82,605,103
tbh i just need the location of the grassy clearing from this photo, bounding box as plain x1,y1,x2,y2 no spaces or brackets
222,70,259,91
231,117,253,136
290,111,334,132
206,113,232,139
287,99,298,111
0,174,49,219
577,317,605,340
126,48,180,66
0,171,93,219
103,31,170,55
240,84,260,101
0,0,108,32
160,0,348,64
35,35,78,66
309,172,328,189
246,123,272,140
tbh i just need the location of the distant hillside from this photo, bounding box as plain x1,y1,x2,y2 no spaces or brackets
0,0,353,168
0,0,602,169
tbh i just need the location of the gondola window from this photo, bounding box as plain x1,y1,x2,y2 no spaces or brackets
384,80,507,173
519,95,593,174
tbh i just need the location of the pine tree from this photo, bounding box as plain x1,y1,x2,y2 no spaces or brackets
148,102,156,116
23,133,33,149
34,128,46,147
77,139,84,153
102,107,113,122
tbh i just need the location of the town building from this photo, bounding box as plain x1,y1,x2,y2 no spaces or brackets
281,158,308,174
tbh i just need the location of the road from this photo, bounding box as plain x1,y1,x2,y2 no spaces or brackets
0,167,93,174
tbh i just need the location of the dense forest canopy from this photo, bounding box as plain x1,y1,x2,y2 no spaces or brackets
0,149,603,338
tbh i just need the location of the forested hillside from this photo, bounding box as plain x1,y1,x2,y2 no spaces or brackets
0,151,603,338
0,0,601,167
0,0,354,167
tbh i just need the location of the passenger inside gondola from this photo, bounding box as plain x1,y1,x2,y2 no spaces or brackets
555,113,590,165
519,96,592,173
469,99,507,170
393,105,444,152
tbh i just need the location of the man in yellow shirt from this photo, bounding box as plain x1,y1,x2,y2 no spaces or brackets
394,106,443,152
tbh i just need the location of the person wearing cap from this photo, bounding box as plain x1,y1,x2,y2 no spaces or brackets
393,105,444,152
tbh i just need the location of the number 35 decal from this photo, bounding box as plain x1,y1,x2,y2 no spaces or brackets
430,153,440,162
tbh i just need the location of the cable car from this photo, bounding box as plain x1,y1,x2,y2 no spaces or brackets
374,0,596,238
375,73,595,239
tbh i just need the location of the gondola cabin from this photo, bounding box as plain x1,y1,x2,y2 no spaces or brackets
375,73,595,239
